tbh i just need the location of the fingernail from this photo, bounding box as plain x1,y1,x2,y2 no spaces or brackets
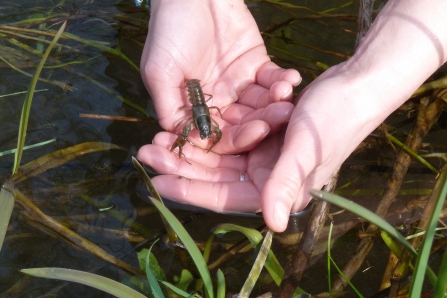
293,77,302,87
281,87,292,100
273,201,289,231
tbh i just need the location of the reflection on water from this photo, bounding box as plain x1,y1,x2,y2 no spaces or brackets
0,1,445,297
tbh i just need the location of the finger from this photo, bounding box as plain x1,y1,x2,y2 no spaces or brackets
149,132,249,171
213,120,270,154
238,81,294,109
224,101,294,133
256,61,302,88
138,143,246,183
151,175,261,213
261,127,323,232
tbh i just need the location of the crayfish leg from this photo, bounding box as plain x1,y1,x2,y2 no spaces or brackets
209,106,223,118
174,115,193,131
204,93,213,102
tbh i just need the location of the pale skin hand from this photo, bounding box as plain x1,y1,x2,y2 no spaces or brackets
141,0,301,154
139,0,447,232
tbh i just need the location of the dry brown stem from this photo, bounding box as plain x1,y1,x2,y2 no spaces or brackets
279,169,340,298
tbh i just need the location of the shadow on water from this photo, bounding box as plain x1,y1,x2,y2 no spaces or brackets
0,0,446,297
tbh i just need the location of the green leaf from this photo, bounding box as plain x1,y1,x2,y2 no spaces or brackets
409,166,447,297
159,281,193,297
0,185,15,252
385,132,438,174
20,268,146,298
0,139,55,157
214,224,284,286
145,241,165,298
239,229,274,297
381,231,403,258
328,222,363,297
137,248,166,281
176,269,194,292
216,269,225,298
13,21,66,174
434,248,447,297
214,224,262,244
203,234,214,264
148,198,214,298
12,142,125,183
309,189,438,287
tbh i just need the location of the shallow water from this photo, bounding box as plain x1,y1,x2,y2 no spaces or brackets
0,0,445,297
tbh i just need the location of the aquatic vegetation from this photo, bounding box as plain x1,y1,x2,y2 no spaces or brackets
1,0,447,297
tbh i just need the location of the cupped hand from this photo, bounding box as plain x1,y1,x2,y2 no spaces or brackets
141,0,301,154
138,63,390,232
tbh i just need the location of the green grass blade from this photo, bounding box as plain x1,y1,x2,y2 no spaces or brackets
381,231,403,258
20,268,146,298
202,234,214,263
0,89,47,98
385,132,439,174
132,157,183,244
216,269,225,298
309,189,438,286
214,224,284,286
0,139,55,156
329,256,364,298
214,223,263,244
309,190,416,255
148,198,214,298
0,184,15,252
318,1,353,13
328,223,363,297
13,142,125,183
132,157,163,202
159,281,192,297
409,166,447,297
13,21,66,174
137,249,166,280
238,229,273,298
327,221,333,295
433,248,447,297
145,240,165,298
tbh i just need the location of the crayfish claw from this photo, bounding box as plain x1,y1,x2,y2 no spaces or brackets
170,136,187,159
206,124,222,154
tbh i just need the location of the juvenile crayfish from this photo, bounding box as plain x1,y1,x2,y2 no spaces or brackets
170,79,222,160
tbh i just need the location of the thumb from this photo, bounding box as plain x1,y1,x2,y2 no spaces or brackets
261,131,323,232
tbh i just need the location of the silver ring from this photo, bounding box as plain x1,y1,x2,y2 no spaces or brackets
240,172,249,181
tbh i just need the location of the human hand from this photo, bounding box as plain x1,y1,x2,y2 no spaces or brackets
141,0,301,154
138,63,391,232
140,0,447,232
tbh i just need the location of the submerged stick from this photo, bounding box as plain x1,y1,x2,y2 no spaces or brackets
279,169,339,298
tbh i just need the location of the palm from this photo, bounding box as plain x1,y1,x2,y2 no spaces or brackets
141,1,299,154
